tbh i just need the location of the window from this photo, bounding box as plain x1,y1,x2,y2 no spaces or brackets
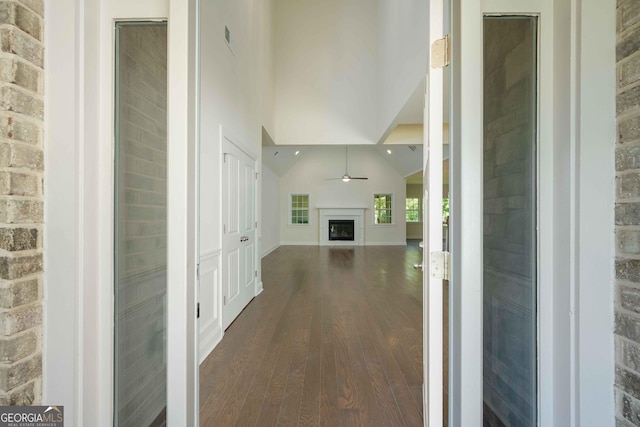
374,194,393,224
442,198,449,224
290,194,309,224
406,198,421,222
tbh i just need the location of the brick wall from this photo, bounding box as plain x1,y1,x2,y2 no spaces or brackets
615,1,640,426
0,0,43,406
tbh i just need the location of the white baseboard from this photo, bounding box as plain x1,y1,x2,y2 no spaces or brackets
279,241,318,246
278,241,408,246
199,324,223,365
261,244,281,258
365,241,407,246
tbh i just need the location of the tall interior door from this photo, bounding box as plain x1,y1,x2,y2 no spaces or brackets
222,139,257,329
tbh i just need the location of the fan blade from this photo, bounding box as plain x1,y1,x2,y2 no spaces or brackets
350,177,368,180
326,178,344,180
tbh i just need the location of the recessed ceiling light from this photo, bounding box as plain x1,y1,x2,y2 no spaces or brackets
295,150,300,156
386,149,392,154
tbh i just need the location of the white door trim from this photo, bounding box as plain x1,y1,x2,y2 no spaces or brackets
450,0,615,426
45,0,201,425
423,0,445,424
166,0,199,425
449,0,483,425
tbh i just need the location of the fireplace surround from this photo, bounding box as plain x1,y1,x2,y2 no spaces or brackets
318,208,365,246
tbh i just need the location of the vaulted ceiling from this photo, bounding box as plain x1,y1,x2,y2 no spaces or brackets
271,0,429,147
264,1,434,178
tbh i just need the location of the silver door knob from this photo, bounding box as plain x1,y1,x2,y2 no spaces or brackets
413,263,423,271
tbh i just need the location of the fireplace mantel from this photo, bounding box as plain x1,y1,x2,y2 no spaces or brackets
318,208,366,246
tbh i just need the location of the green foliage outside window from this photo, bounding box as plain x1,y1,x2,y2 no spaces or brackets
442,198,449,224
374,194,393,224
291,194,309,224
406,198,420,222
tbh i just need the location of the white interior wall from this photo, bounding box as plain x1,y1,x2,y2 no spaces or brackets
199,0,274,256
261,163,281,256
273,1,429,146
197,0,274,364
279,146,406,245
273,0,378,146
376,0,429,137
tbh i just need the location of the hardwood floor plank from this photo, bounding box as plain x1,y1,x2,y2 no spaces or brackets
318,288,339,427
235,291,307,427
360,334,406,427
332,303,357,411
276,323,309,426
297,296,322,426
369,325,423,426
200,300,285,426
253,285,314,425
343,306,382,427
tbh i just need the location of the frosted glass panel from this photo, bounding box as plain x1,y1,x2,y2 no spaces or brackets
483,16,537,427
114,22,168,427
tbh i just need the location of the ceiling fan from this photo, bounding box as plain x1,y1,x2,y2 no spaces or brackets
327,147,368,182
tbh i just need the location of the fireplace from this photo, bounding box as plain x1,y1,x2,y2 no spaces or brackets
318,208,365,246
329,220,355,241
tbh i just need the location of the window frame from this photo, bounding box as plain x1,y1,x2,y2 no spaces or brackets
289,193,310,225
373,193,395,225
406,197,422,223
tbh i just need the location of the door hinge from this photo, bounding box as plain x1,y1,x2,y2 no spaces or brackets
197,263,200,280
431,34,450,69
223,153,228,162
197,302,200,319
224,295,227,305
255,172,259,180
255,221,258,229
224,224,227,233
430,251,450,281
255,270,258,278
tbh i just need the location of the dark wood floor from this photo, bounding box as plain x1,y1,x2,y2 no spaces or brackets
199,243,424,426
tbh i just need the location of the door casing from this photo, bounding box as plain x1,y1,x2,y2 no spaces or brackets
448,0,615,425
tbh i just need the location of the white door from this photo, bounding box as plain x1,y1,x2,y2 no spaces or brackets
422,0,445,425
222,140,257,329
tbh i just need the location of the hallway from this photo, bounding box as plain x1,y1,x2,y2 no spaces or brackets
199,244,424,426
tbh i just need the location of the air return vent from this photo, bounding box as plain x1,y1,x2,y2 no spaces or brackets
224,25,233,53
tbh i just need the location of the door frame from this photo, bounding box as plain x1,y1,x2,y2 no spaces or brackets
423,0,445,424
45,0,200,425
449,0,615,425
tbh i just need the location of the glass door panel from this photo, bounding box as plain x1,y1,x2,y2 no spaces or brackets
483,16,538,427
114,21,168,427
